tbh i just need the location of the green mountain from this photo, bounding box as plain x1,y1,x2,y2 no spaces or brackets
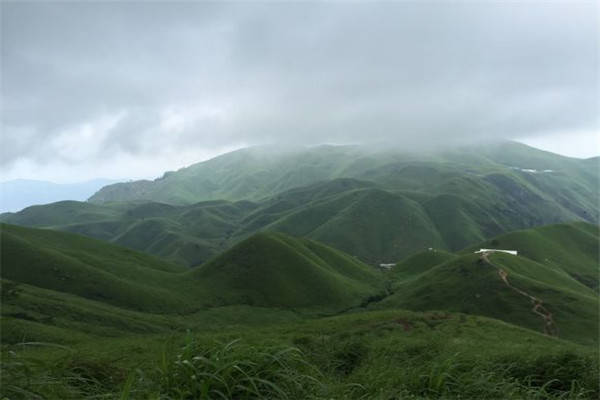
193,232,385,309
87,142,597,212
0,223,191,313
377,222,599,344
3,142,597,266
1,224,384,320
3,222,597,344
463,222,599,291
2,223,598,399
2,143,598,399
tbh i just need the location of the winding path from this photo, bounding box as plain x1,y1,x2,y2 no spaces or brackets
481,253,558,337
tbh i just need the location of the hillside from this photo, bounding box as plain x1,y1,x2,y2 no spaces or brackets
192,232,385,310
1,225,384,322
3,142,596,266
1,200,254,266
2,222,598,398
0,224,191,313
377,223,599,344
87,142,598,213
463,222,599,291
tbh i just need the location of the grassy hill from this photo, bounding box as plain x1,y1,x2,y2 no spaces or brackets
391,248,457,280
192,232,385,310
2,222,596,343
3,142,597,267
376,223,599,344
1,224,384,319
2,222,598,398
0,224,191,313
463,222,599,291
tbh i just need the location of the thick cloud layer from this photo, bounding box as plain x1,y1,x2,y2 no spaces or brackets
1,2,598,181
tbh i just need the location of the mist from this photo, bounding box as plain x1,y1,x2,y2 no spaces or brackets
1,1,597,182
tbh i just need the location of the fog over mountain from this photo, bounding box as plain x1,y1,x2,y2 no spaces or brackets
1,1,598,182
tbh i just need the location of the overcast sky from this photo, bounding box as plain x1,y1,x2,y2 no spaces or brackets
1,1,598,183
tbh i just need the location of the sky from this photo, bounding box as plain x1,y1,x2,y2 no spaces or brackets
1,1,598,183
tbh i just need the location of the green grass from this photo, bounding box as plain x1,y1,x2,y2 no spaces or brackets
376,253,598,344
375,222,599,345
1,224,191,313
463,222,600,290
392,248,457,280
1,220,598,398
1,224,385,315
192,232,385,310
2,310,597,399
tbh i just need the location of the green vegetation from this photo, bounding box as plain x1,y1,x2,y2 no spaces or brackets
1,224,191,313
2,310,597,399
194,232,385,310
1,143,598,399
2,223,598,393
463,222,600,291
1,224,384,316
3,142,597,266
377,223,599,345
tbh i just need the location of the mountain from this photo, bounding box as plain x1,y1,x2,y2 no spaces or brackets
88,142,597,213
2,222,597,398
376,222,599,344
0,178,120,213
2,142,597,266
1,224,384,318
0,223,190,313
192,232,385,309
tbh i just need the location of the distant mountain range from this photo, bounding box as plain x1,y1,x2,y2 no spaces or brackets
0,178,120,213
88,141,598,207
3,141,597,266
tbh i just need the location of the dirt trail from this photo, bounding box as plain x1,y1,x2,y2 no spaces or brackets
482,253,558,337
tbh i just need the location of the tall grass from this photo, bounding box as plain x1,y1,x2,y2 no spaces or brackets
2,338,597,399
0,342,123,399
149,338,322,399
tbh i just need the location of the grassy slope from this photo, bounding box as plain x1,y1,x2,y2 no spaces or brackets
192,232,385,310
376,223,599,344
0,224,192,313
263,188,447,264
1,224,384,317
392,248,457,280
463,222,599,290
2,222,598,398
3,309,597,399
1,200,253,267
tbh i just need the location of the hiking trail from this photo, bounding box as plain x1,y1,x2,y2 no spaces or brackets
481,253,558,337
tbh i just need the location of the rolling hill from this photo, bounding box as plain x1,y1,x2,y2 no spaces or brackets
192,232,385,310
0,223,191,313
1,224,385,327
377,222,599,344
2,221,598,398
2,142,597,267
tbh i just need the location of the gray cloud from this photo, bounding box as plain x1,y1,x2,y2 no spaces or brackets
1,1,598,179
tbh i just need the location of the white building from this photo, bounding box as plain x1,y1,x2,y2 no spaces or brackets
474,249,518,256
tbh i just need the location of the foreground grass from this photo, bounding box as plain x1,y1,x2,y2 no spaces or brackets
2,309,598,399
